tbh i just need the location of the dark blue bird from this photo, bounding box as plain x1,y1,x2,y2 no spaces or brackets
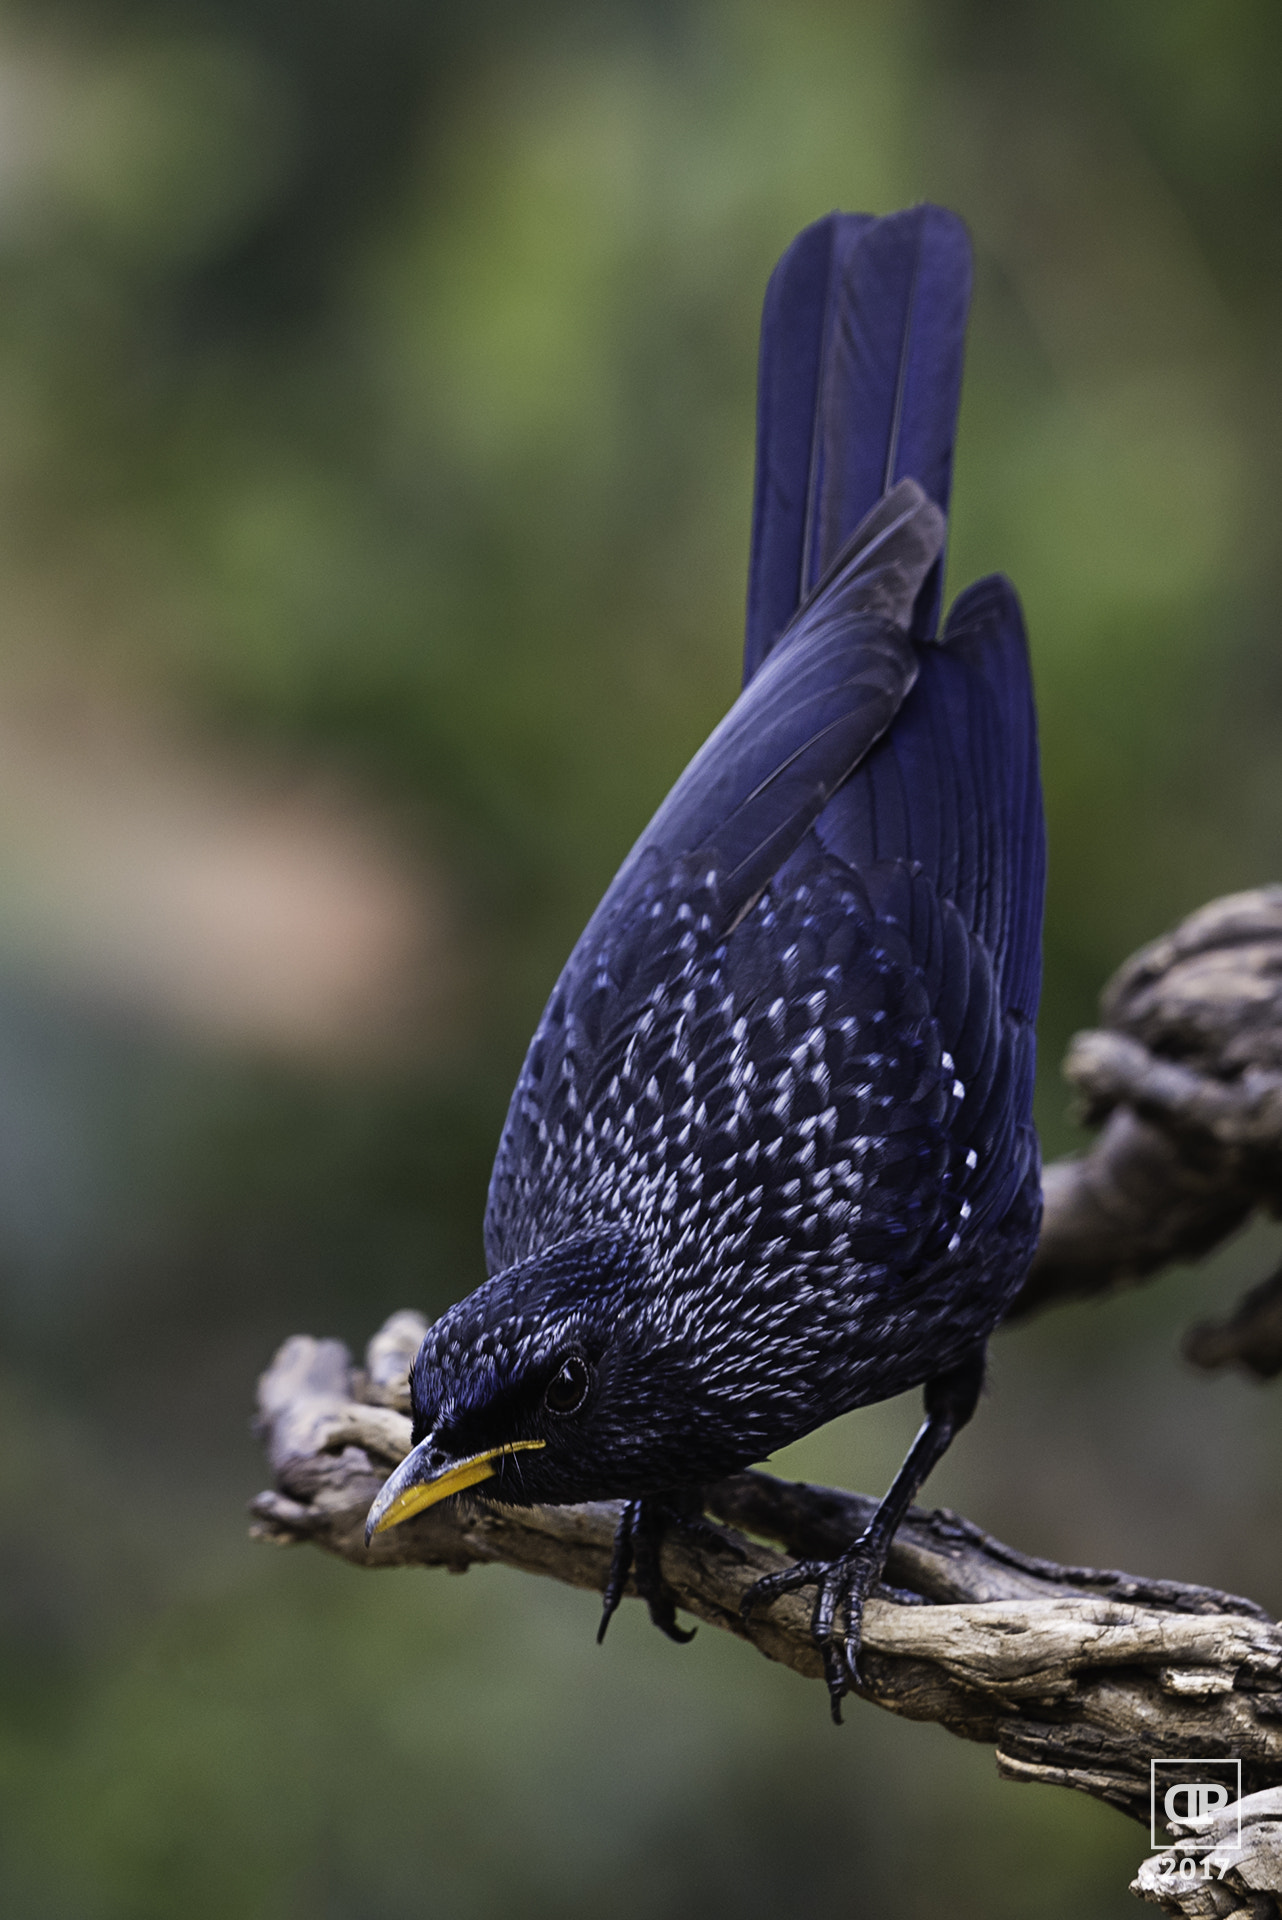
366,206,1045,1719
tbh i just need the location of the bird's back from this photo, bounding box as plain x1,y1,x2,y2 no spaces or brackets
484,208,1043,1430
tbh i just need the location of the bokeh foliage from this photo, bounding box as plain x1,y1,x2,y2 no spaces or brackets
1,2,1281,1914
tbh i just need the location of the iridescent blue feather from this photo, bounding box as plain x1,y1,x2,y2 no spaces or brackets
482,205,1043,1452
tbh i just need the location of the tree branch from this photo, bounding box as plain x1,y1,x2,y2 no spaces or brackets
252,1320,1282,1833
1131,1786,1282,1917
1014,887,1282,1350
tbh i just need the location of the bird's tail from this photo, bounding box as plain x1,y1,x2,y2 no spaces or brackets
744,205,972,684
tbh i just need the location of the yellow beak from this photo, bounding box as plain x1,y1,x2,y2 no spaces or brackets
364,1436,546,1543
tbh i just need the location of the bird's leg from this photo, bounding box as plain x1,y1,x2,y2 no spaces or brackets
597,1498,639,1643
598,1490,743,1647
631,1499,699,1645
740,1348,986,1722
597,1495,696,1645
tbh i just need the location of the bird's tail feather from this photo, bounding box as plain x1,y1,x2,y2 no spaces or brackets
745,205,972,684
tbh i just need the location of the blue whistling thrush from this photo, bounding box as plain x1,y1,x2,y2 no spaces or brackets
366,206,1045,1720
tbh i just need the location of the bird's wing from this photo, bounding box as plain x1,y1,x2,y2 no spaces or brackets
586,478,943,945
484,482,944,1273
744,205,972,682
483,572,1043,1294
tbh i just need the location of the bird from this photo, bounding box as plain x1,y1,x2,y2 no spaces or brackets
365,205,1045,1720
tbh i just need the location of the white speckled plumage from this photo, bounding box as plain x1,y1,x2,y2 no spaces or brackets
468,837,1038,1489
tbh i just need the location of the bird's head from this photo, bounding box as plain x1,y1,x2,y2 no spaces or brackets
364,1229,735,1543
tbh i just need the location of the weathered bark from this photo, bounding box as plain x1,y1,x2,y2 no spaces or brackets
252,1322,1282,1834
1133,1787,1282,1918
1184,1266,1282,1380
1015,888,1282,1353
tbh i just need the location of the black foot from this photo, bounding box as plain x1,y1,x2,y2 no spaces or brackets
598,1493,743,1647
740,1532,887,1723
740,1348,988,1724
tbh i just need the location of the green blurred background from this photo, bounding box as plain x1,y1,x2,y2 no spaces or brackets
0,1,1280,1914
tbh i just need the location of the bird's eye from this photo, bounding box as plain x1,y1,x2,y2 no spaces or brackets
544,1353,591,1415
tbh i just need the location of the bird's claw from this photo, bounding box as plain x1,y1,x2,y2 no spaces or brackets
740,1538,886,1723
738,1555,830,1617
